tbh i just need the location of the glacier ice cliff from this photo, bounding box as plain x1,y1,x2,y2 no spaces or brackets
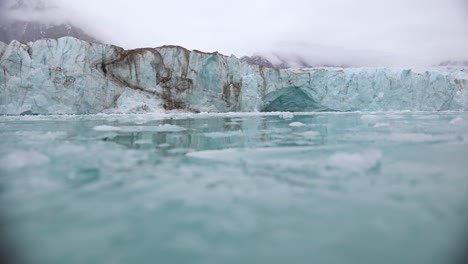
0,37,467,115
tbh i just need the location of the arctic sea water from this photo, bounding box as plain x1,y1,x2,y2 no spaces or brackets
1,111,468,264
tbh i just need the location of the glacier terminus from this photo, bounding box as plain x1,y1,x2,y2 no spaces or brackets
0,37,467,115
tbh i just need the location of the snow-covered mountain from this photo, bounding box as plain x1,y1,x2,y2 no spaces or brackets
438,60,468,68
0,21,100,44
240,54,351,69
0,0,100,44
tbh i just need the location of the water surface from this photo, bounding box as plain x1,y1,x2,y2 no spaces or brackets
1,112,468,264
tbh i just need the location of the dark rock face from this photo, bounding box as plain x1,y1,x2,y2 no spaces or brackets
240,53,352,69
240,55,276,68
0,0,101,44
438,60,468,67
0,21,101,44
6,0,49,10
101,48,194,111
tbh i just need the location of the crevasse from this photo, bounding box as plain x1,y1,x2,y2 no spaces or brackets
0,37,467,115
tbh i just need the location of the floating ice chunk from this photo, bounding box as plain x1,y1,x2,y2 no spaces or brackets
168,148,191,155
186,148,245,162
449,116,464,125
297,131,320,138
155,124,187,132
326,150,382,173
415,115,438,120
0,150,50,170
280,112,294,119
361,115,382,121
289,122,305,127
117,124,187,133
384,114,404,119
186,147,314,162
386,133,443,142
374,123,390,128
93,125,122,131
134,140,153,145
204,131,244,138
15,131,67,140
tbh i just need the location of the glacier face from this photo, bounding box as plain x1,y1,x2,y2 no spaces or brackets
0,37,467,115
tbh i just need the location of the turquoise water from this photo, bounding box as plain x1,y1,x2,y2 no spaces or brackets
1,112,468,264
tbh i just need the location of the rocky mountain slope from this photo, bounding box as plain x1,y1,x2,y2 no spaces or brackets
0,0,100,44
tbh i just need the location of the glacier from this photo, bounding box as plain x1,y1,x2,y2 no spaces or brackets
0,37,467,115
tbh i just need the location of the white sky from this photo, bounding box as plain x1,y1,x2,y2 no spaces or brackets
6,0,468,66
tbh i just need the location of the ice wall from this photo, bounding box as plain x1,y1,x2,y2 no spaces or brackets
0,37,467,115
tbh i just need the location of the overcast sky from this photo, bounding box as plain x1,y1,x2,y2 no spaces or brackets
4,0,468,66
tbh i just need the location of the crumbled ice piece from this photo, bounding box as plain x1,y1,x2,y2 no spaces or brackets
289,122,305,127
374,123,390,128
0,150,50,170
93,125,122,131
115,90,164,114
326,150,382,173
280,112,294,119
449,116,464,125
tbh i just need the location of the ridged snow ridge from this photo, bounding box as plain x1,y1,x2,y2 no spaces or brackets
0,37,467,115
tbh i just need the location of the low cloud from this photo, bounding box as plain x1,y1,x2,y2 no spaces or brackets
2,0,468,67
